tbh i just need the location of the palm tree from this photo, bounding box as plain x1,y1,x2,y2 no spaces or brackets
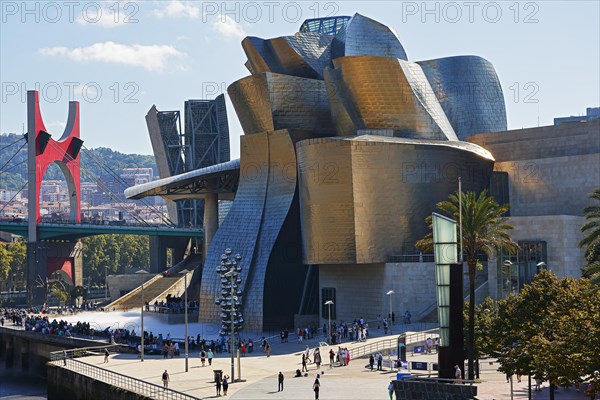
579,188,600,289
417,190,519,380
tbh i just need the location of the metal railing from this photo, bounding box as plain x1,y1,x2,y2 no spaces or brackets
49,348,201,400
349,327,439,359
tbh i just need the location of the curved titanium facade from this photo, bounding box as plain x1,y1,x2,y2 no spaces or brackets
297,135,494,264
199,129,309,331
228,73,333,135
418,56,507,141
325,56,458,140
332,13,408,60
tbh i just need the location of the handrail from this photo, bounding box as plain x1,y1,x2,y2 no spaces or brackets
349,327,439,359
49,351,201,400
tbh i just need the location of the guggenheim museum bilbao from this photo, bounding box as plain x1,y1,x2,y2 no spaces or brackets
125,14,600,332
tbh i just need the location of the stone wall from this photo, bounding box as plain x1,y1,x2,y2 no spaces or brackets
318,262,468,323
47,364,152,400
393,379,477,400
107,273,154,302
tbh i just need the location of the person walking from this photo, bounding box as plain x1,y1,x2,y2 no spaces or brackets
200,350,206,366
314,348,322,369
454,365,463,384
104,348,109,363
313,375,321,400
369,354,375,371
377,352,383,371
388,381,394,400
222,375,229,396
265,342,271,357
329,349,335,368
207,349,213,366
302,353,308,372
162,370,170,390
278,371,284,392
215,373,222,396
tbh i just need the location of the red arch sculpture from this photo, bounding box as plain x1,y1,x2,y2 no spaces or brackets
28,90,83,224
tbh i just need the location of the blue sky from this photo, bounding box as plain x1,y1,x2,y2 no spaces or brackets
1,1,598,158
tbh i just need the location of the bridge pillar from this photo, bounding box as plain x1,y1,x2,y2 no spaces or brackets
27,241,83,306
203,192,219,262
26,90,83,306
149,236,188,273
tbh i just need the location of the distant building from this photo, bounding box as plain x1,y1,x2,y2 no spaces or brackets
554,107,600,125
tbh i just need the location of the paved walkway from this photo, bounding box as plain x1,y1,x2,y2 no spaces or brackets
75,331,591,400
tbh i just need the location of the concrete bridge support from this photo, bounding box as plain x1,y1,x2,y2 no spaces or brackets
26,241,83,306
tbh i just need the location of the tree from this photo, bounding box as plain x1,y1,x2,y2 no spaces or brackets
492,270,600,400
464,296,498,378
580,188,600,289
0,244,13,282
417,190,519,380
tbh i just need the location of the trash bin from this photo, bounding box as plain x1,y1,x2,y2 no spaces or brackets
213,369,223,383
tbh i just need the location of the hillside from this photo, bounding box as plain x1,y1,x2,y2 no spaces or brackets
0,133,157,190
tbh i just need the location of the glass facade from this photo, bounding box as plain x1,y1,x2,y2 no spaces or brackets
497,241,547,298
299,16,351,35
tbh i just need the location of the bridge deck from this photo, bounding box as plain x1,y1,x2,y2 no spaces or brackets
0,222,203,240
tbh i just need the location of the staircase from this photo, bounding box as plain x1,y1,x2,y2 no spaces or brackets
106,276,182,311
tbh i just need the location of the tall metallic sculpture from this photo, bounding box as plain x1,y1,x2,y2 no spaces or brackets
190,13,503,331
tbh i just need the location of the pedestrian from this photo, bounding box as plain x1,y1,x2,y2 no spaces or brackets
434,337,439,353
388,381,394,400
222,375,229,396
200,350,206,366
377,352,383,371
305,345,311,363
216,373,222,396
162,370,170,390
278,371,284,391
454,365,463,384
62,349,67,366
104,348,109,363
302,353,308,372
369,354,375,371
207,349,213,366
314,348,322,369
329,349,335,368
265,342,271,357
313,375,321,400
248,339,253,353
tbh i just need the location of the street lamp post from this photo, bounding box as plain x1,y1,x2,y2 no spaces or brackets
325,300,334,344
386,290,394,334
224,269,238,381
180,269,190,372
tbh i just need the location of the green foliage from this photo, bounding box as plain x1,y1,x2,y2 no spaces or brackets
580,188,600,289
0,133,157,190
81,234,150,285
490,270,600,388
464,297,498,360
0,244,13,281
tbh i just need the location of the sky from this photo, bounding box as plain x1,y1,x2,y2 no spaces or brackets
1,0,599,159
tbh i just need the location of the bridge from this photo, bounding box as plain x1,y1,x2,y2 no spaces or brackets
0,90,205,305
0,222,203,241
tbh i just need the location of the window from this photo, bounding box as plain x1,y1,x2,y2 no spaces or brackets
321,288,336,320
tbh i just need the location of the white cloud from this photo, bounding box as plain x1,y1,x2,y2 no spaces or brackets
153,0,200,19
212,15,246,40
39,42,186,72
76,2,133,28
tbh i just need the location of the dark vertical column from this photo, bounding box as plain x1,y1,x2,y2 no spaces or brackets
149,236,166,273
438,263,464,379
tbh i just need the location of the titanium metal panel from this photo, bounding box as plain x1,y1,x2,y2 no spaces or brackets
198,133,269,326
228,73,333,136
243,34,333,80
332,13,408,60
297,135,494,264
242,129,298,330
418,56,507,140
325,56,458,140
